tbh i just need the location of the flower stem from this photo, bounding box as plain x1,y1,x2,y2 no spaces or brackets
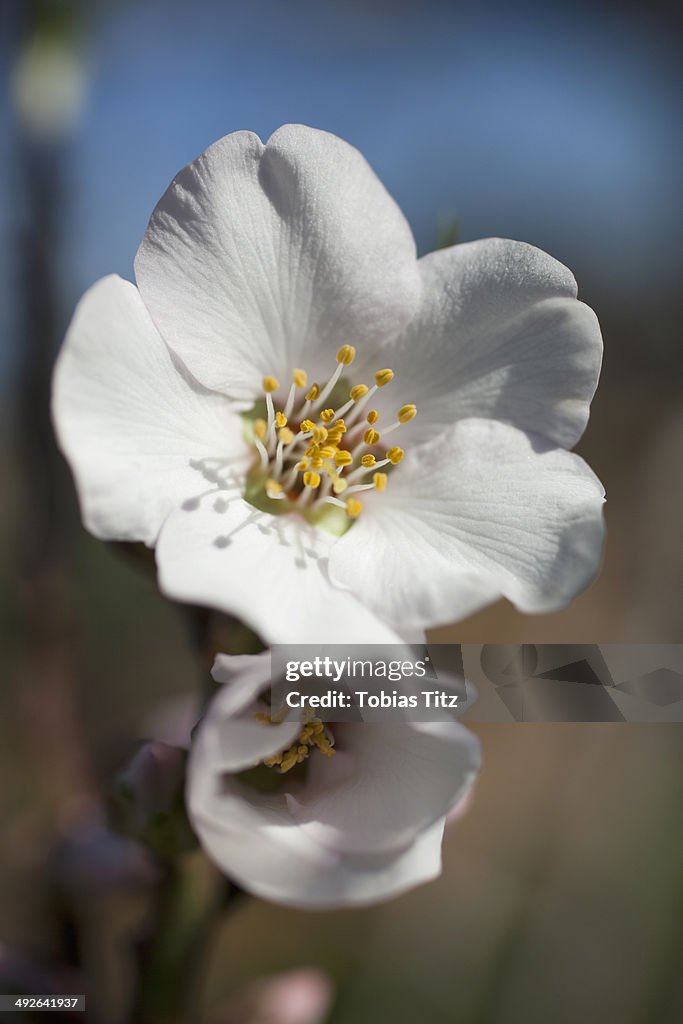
133,852,236,1024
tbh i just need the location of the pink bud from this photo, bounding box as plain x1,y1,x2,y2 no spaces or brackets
211,968,333,1024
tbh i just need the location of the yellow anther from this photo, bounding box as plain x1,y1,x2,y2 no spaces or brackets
263,715,336,773
398,404,417,423
375,368,394,387
249,352,407,519
327,422,346,442
336,344,356,366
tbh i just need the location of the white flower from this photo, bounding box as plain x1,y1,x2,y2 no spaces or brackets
52,124,605,642
187,652,480,908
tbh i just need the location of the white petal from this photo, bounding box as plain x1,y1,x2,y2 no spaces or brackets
155,497,402,644
188,714,450,909
192,791,447,910
381,239,602,449
195,671,301,774
211,651,271,686
329,419,605,629
286,720,480,854
52,275,245,545
134,125,421,400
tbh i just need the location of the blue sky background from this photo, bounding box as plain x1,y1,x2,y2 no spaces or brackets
1,0,682,385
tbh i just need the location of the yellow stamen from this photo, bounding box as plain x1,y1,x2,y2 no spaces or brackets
262,714,336,773
336,344,356,365
398,404,417,423
375,368,394,387
247,347,413,524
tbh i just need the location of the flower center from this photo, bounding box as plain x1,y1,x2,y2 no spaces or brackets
242,346,416,533
255,710,336,774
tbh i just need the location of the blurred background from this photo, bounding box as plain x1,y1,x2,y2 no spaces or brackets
1,0,682,1021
